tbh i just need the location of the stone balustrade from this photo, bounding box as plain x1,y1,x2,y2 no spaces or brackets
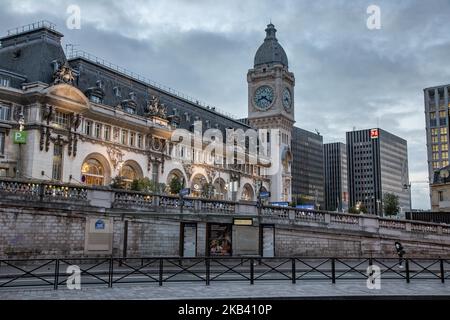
0,178,449,237
0,178,88,203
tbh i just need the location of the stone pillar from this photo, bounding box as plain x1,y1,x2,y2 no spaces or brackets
196,222,207,257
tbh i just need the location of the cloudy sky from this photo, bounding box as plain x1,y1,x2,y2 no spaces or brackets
2,0,450,209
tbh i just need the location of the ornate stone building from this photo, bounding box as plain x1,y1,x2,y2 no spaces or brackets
0,21,298,202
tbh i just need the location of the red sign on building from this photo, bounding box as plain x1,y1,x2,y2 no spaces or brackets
370,128,379,139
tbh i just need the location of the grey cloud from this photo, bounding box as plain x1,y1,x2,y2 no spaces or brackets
1,0,449,209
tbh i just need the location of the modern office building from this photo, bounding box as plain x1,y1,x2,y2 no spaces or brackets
346,128,410,216
424,84,450,183
323,142,348,212
291,127,324,209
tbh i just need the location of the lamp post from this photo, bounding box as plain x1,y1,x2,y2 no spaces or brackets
16,111,25,179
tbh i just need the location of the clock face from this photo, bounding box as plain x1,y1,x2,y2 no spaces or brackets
282,88,292,110
253,86,274,110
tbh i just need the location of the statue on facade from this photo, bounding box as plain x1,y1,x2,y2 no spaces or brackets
145,95,167,119
53,61,75,85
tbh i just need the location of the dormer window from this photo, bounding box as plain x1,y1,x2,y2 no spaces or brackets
113,86,121,97
205,120,211,129
96,80,104,89
0,77,10,88
90,95,102,104
185,112,190,122
124,105,136,114
129,91,136,101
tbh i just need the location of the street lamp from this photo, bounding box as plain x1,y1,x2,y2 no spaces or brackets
16,111,25,179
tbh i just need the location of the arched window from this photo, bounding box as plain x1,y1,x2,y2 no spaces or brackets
81,159,104,186
241,184,254,201
120,164,137,188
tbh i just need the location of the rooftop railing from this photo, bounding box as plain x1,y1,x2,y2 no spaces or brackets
65,47,247,125
6,20,56,36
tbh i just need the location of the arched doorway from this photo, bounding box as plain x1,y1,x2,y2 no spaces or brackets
213,178,226,200
81,153,111,186
81,159,105,186
166,169,185,195
120,160,143,189
191,174,208,198
241,183,255,201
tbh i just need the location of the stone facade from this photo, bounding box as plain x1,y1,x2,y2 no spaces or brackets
1,184,450,259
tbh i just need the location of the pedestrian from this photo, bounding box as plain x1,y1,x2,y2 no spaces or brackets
395,242,405,268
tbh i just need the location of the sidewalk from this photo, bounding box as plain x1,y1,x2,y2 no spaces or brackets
1,280,449,300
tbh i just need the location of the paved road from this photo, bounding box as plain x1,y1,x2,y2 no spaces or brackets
1,280,449,300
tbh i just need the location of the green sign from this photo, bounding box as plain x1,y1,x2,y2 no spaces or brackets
13,131,27,144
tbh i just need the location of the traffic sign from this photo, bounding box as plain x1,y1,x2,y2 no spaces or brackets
13,131,27,144
259,191,271,199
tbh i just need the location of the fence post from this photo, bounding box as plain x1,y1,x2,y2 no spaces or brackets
54,259,59,290
440,259,445,284
206,258,210,286
331,258,336,284
291,258,296,284
405,259,410,283
250,258,254,285
159,259,164,286
108,257,114,288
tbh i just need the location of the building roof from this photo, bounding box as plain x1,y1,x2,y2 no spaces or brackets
254,23,288,68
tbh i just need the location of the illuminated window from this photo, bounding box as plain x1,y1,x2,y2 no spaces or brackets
433,161,441,169
432,136,439,143
431,128,439,135
442,135,448,143
52,144,63,181
443,152,448,160
432,145,439,152
81,159,104,186
443,160,449,167
433,152,439,160
440,111,446,118
441,127,448,135
430,112,436,119
120,164,137,188
442,144,449,151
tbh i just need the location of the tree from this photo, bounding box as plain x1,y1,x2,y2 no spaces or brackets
348,202,367,214
110,176,127,189
169,176,183,195
130,177,154,192
383,192,400,216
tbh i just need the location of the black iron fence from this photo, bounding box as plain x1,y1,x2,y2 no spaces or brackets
0,257,448,290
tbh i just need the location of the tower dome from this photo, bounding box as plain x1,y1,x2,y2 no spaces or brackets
254,23,288,68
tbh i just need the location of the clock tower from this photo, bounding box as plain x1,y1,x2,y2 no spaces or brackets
247,23,295,202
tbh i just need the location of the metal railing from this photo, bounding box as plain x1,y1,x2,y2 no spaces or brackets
65,48,245,124
0,257,448,290
6,20,56,36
